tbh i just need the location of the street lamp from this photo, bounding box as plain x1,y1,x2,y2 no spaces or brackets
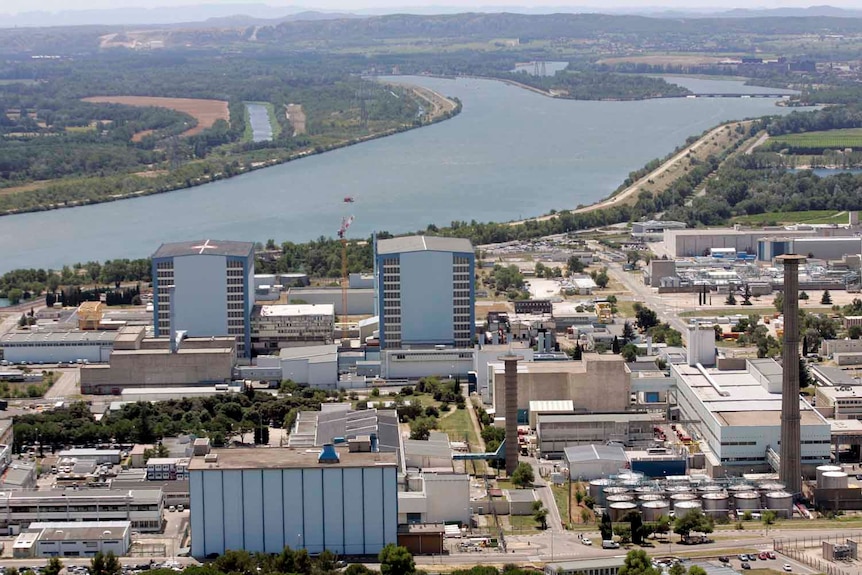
297,533,302,550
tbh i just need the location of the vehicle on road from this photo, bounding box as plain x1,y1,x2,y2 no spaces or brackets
718,557,729,563
759,552,769,560
768,552,776,560
783,565,792,572
602,540,620,549
738,555,749,561
741,563,751,570
582,538,592,545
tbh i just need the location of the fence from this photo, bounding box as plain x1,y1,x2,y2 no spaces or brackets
129,542,168,557
775,531,862,575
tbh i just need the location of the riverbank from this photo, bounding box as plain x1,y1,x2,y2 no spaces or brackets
0,84,461,218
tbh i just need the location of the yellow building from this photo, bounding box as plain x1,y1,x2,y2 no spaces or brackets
77,302,104,330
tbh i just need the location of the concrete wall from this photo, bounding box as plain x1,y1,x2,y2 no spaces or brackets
835,352,862,366
286,289,374,316
423,473,470,524
190,466,397,557
648,260,677,288
822,339,862,356
173,255,228,337
400,251,455,346
492,355,629,414
381,350,474,380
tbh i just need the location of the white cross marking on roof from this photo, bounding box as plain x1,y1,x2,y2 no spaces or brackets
191,240,218,255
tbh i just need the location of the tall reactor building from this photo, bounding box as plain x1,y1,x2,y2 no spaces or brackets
374,236,475,350
152,240,255,358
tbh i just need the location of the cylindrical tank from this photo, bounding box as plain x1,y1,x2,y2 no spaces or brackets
610,501,638,522
701,492,729,514
727,483,754,494
641,500,670,522
666,485,692,495
639,493,665,502
816,465,843,484
607,495,635,505
758,482,786,493
670,492,697,504
674,500,703,514
590,479,612,504
636,485,664,497
617,472,644,482
820,471,849,489
733,491,761,511
764,491,794,518
698,484,723,494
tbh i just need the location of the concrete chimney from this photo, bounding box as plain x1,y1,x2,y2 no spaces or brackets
777,254,806,495
499,352,523,476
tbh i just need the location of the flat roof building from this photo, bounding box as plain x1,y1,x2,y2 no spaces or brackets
14,521,131,558
0,330,117,364
152,239,255,357
251,304,335,354
189,448,398,557
375,236,475,350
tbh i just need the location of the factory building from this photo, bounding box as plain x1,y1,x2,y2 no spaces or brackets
537,413,660,458
758,236,862,262
250,304,335,353
489,353,629,416
398,472,470,526
671,358,831,476
0,330,117,364
375,236,475,350
563,445,629,480
152,239,255,358
189,448,398,557
0,489,163,535
663,228,816,259
816,387,862,420
13,521,131,558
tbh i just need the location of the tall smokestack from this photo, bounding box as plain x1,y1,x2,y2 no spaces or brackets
499,352,523,476
777,254,805,495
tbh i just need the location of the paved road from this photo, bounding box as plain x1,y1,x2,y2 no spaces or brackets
44,368,80,399
525,456,564,532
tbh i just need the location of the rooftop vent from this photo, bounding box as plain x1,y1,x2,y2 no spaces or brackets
318,444,340,463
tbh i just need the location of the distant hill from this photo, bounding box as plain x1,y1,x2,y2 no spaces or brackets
644,5,862,18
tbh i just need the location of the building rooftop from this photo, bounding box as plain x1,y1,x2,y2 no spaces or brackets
564,444,628,464
153,239,254,259
1,330,118,345
188,448,398,470
259,304,335,317
673,362,827,428
39,523,130,542
279,344,339,361
529,400,575,413
539,413,659,424
376,236,473,255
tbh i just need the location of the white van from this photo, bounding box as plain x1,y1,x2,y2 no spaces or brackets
602,540,620,549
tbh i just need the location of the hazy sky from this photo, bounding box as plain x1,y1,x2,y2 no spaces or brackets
5,0,861,13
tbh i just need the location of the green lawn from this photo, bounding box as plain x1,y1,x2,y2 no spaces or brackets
771,128,862,149
551,484,572,527
437,407,479,446
731,210,849,226
508,514,542,533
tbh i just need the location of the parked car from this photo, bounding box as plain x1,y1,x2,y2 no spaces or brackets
768,552,776,560
582,538,592,546
759,552,769,560
738,555,749,562
718,557,729,563
741,563,751,570
783,565,792,572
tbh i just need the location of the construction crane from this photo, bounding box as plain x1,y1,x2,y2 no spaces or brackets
338,213,355,339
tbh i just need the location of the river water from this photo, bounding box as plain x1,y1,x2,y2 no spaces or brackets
0,76,797,273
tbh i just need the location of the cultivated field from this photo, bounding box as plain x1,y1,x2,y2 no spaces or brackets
771,128,862,149
81,96,229,137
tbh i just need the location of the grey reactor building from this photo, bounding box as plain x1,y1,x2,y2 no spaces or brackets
152,240,255,358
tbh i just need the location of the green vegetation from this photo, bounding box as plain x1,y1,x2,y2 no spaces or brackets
771,128,862,151
511,462,535,488
731,210,849,226
501,69,691,100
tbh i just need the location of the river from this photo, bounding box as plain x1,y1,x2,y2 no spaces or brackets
0,76,798,273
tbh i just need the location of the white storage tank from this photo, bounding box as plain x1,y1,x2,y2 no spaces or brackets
610,501,638,522
590,479,612,503
636,485,664,497
670,492,697,504
816,465,843,484
674,499,702,515
698,484,723,494
641,500,670,522
639,493,665,502
666,485,692,495
701,492,729,514
733,491,761,511
607,495,635,505
820,471,849,490
759,482,786,493
764,491,794,518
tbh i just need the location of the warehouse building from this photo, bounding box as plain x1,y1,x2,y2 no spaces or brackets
563,445,629,480
0,330,117,364
671,358,831,476
152,239,255,358
537,413,660,458
251,304,335,353
375,236,475,350
398,472,470,526
13,521,131,558
663,228,816,259
0,489,163,534
758,236,862,263
189,447,398,557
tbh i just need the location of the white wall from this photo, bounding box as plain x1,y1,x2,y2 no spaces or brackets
2,344,112,364
308,360,338,388
423,473,470,524
400,251,454,346
190,466,398,557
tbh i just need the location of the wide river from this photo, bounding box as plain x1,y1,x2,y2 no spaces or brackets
0,76,797,273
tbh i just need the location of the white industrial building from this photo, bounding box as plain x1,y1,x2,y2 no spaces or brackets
13,521,131,558
563,445,630,480
398,472,470,526
671,358,831,475
189,447,398,557
0,330,117,364
146,458,190,481
284,287,375,316
662,228,816,259
251,304,335,353
0,489,163,534
268,344,338,387
57,449,122,464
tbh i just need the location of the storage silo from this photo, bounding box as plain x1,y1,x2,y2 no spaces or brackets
590,479,612,504
820,471,849,490
639,493,665,502
733,491,761,511
670,492,697,504
759,482,786,493
674,499,702,515
764,491,794,518
816,465,843,484
607,494,635,505
698,484,723,495
701,492,729,515
727,483,755,495
610,501,638,522
641,500,670,522
636,485,664,497
666,485,692,495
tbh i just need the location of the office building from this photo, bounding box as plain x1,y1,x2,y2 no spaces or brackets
146,458,190,481
251,304,335,353
0,489,163,534
152,239,255,357
189,447,398,557
13,521,131,558
375,236,475,350
671,358,830,476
